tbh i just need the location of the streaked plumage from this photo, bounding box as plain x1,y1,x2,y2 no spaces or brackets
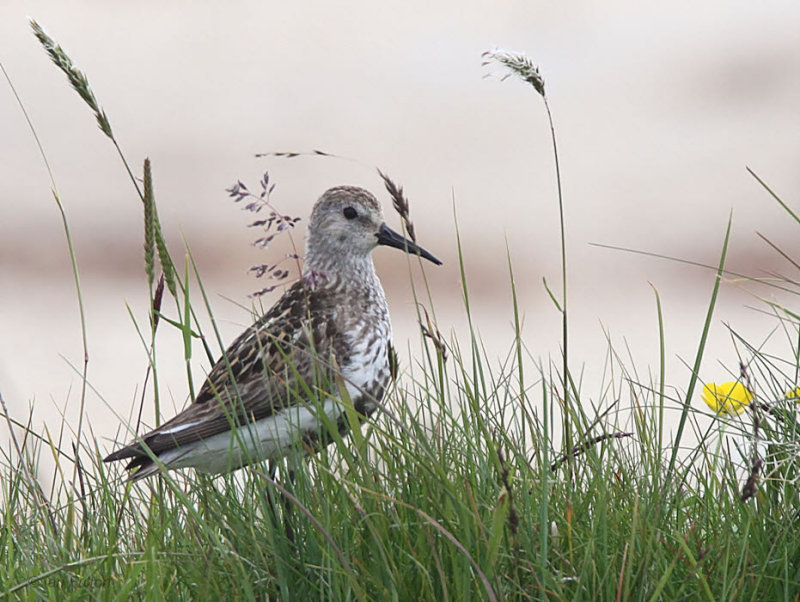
104,186,441,479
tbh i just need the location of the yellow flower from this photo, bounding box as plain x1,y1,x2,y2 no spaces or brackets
702,382,753,416
785,386,800,401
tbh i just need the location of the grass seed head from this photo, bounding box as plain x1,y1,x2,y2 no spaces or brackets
482,47,546,97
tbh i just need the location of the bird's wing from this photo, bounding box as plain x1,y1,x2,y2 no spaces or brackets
105,280,346,462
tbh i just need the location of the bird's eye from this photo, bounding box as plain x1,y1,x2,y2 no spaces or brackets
343,206,358,220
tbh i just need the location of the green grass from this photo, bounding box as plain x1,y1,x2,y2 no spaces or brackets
2,26,800,601
3,263,800,599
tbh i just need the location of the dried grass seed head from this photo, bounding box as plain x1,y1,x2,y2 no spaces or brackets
30,19,114,137
482,47,546,97
378,170,416,243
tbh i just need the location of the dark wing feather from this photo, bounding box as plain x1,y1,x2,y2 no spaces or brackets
105,280,347,463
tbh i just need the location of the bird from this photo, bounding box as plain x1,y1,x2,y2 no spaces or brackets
104,186,442,480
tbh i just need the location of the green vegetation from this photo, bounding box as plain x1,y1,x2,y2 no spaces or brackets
1,25,799,601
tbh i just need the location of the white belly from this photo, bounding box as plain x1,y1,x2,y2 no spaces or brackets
341,332,391,414
157,398,343,474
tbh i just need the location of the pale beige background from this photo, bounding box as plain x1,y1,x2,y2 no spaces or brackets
1,1,799,469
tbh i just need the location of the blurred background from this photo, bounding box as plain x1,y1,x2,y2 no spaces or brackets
1,1,799,465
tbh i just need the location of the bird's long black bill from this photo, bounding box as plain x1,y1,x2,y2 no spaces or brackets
376,224,442,265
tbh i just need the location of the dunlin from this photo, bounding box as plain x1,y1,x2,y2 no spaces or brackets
104,186,441,480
